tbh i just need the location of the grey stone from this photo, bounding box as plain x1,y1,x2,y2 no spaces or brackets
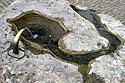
67,0,125,25
89,14,125,83
0,0,125,83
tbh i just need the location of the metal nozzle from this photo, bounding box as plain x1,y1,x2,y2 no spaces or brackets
13,28,26,54
12,27,33,54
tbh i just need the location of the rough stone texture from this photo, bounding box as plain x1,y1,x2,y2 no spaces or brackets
1,0,125,25
3,0,109,53
0,0,125,83
0,21,83,82
0,0,107,82
67,0,125,25
89,14,125,83
0,0,15,12
0,52,83,83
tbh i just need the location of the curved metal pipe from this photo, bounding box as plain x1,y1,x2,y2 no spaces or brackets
13,28,26,54
12,27,34,54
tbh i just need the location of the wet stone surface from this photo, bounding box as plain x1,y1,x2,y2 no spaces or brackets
7,7,123,82
0,0,125,83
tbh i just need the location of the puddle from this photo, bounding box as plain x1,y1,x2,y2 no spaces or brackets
7,9,123,82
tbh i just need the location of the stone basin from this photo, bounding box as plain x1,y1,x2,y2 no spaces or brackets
6,8,122,82
5,7,111,82
7,11,67,55
0,0,124,83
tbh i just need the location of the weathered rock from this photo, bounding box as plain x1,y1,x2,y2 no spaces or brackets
1,0,125,25
67,0,125,25
0,0,15,12
0,0,107,82
0,0,85,82
89,14,125,83
0,0,125,83
3,0,109,54
0,52,83,83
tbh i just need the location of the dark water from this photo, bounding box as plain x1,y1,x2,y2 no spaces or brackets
22,11,121,65
19,8,122,82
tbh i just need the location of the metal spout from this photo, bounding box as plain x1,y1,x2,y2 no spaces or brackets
12,28,33,54
13,28,26,54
